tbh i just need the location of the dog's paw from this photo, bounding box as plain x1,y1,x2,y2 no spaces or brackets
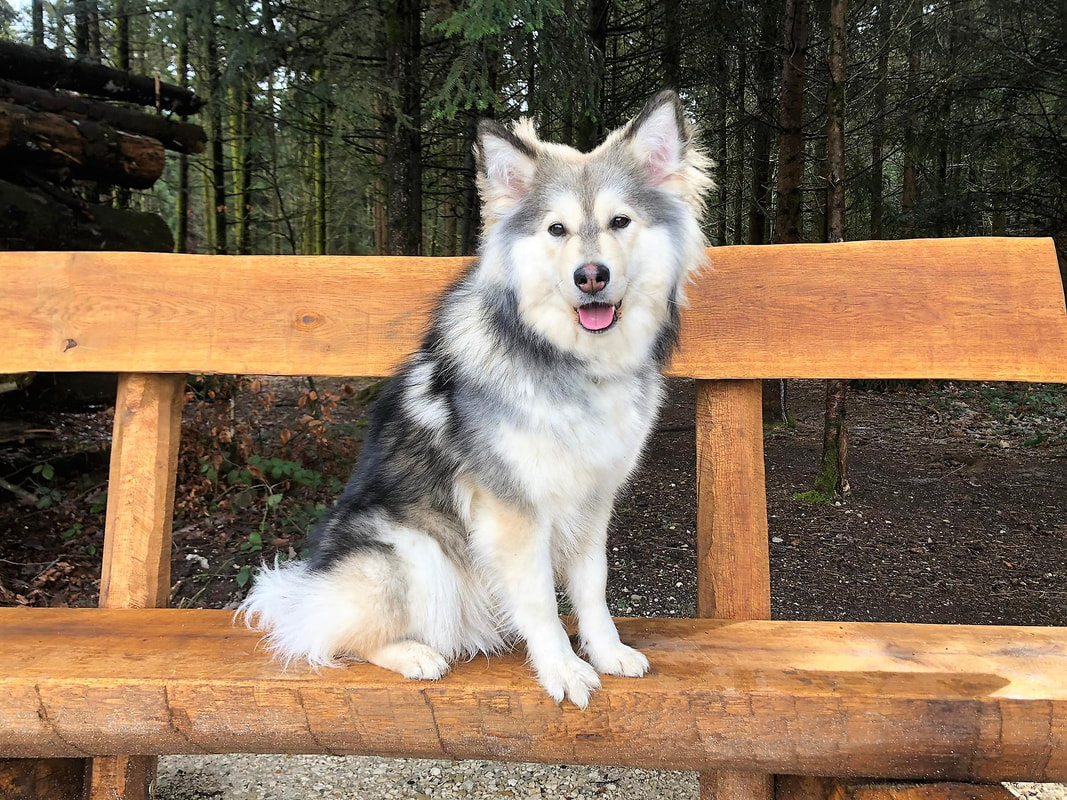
587,641,650,678
367,640,450,680
536,654,602,709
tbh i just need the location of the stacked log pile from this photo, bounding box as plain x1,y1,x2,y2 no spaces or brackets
0,40,205,252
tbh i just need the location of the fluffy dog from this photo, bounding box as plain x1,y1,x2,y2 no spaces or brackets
240,90,711,708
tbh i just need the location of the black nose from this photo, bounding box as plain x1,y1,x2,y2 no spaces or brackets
573,263,610,295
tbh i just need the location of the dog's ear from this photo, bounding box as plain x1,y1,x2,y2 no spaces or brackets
623,90,689,185
476,120,538,215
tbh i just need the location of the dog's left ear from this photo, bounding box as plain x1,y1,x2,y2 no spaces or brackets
623,90,690,185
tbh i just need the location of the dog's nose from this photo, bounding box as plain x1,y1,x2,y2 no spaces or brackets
573,263,610,295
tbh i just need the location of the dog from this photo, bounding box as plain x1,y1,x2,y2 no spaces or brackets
239,90,711,708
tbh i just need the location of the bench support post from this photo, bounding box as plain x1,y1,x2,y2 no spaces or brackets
776,778,1016,800
695,379,773,800
88,372,185,800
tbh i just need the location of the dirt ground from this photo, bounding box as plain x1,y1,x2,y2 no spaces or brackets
1,376,1064,624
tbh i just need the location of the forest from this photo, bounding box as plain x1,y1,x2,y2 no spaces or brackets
2,0,1064,269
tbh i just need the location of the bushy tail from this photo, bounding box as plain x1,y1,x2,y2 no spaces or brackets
236,557,370,669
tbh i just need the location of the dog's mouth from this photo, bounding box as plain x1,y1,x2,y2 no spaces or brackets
576,301,621,333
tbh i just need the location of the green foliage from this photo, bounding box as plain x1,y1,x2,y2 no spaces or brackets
977,384,1067,447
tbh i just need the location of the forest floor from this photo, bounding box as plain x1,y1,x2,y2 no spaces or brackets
1,376,1065,797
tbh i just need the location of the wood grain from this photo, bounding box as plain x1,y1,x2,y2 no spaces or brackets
92,373,185,800
1,238,1063,381
695,380,771,620
776,778,1014,800
3,610,1065,782
0,758,86,799
695,380,773,800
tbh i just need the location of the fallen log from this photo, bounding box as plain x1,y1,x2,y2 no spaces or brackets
0,101,165,189
0,178,173,251
0,79,205,154
0,40,202,115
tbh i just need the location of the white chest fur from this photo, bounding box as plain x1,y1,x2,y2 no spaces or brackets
489,371,662,509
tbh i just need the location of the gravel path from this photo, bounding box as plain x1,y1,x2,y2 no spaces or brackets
157,755,699,799
157,756,1067,799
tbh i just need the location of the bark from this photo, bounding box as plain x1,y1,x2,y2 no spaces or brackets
825,0,847,244
901,0,922,233
75,0,90,59
662,0,682,89
0,101,165,189
774,0,808,245
577,0,610,151
733,41,747,244
716,50,729,247
869,0,890,239
459,110,481,256
205,3,227,255
766,0,808,425
175,12,190,254
747,0,779,246
383,0,423,256
0,40,203,115
312,69,327,256
0,80,205,154
0,178,173,251
0,759,87,800
818,0,850,499
31,2,44,48
115,0,130,71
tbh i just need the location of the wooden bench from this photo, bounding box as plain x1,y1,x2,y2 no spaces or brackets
2,237,1066,800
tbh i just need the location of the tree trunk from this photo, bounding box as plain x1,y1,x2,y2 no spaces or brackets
74,0,90,59
577,0,610,151
869,0,890,240
817,0,850,499
175,10,190,254
747,0,779,246
774,0,808,245
766,0,808,426
662,0,682,88
31,1,44,48
312,68,327,256
901,0,922,235
205,2,226,255
733,41,747,245
383,0,422,256
460,110,481,256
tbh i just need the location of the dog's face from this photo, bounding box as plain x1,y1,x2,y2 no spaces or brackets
475,91,712,371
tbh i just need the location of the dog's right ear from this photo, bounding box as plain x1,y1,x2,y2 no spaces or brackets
476,120,538,218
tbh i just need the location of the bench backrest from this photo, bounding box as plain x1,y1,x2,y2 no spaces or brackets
3,237,1065,382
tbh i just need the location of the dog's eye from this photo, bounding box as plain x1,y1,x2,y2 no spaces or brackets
610,215,631,230
548,223,567,237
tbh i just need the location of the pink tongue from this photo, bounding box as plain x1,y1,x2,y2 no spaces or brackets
577,304,615,331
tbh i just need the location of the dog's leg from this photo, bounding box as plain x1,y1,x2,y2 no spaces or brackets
364,640,450,680
564,504,650,678
469,491,601,708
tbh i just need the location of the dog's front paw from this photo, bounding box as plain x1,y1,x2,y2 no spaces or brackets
535,654,601,709
587,641,650,677
367,640,450,680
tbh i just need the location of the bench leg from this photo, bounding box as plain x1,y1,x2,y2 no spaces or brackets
695,380,773,800
88,373,186,800
776,777,1017,800
0,758,87,800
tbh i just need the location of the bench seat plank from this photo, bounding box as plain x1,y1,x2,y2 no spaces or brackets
3,608,1065,782
2,238,1064,381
